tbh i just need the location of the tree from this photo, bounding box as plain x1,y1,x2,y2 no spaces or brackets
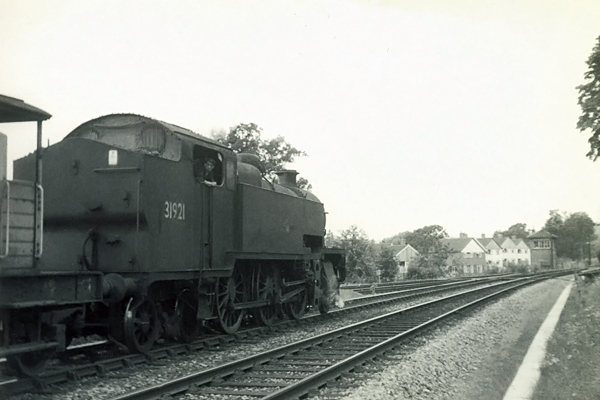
561,212,596,260
499,223,530,240
543,210,596,260
404,225,450,279
544,210,567,236
577,35,600,160
332,225,376,283
377,246,398,282
212,123,311,189
404,225,448,255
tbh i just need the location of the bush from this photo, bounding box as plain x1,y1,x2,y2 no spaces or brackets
406,265,446,280
505,262,529,274
488,266,500,274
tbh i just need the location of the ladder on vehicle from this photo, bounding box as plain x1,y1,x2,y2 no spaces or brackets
0,179,43,268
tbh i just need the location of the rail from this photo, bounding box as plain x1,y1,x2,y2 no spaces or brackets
103,273,569,400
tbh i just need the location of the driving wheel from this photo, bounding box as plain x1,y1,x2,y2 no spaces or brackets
216,268,247,333
253,265,278,326
283,285,308,320
123,296,160,353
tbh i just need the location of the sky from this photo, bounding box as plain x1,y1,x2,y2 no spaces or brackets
1,0,600,242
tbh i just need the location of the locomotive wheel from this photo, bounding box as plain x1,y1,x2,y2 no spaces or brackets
123,297,160,353
7,350,52,377
6,319,53,377
283,286,307,320
252,266,278,326
175,289,199,343
216,268,247,334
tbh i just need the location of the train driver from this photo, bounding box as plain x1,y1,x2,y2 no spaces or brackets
203,157,217,186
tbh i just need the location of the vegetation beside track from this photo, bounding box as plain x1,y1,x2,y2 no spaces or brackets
534,275,600,400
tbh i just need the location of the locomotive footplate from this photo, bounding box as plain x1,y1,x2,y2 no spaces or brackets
0,271,103,308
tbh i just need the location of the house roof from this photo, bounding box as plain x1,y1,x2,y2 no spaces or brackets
496,236,518,249
441,238,486,253
513,238,531,249
476,237,494,247
389,244,419,257
528,229,557,239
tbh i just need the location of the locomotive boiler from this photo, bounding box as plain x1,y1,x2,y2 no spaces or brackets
0,99,345,376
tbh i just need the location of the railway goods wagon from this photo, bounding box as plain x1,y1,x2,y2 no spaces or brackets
0,103,345,376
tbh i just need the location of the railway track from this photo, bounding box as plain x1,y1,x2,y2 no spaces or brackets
99,272,569,400
341,273,519,294
0,275,512,397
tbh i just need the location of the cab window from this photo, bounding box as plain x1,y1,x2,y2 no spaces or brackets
193,145,223,185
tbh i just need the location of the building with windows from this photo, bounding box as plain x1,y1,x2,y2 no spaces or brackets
494,236,531,268
389,241,419,278
476,237,503,270
527,230,557,269
513,238,532,266
441,234,488,275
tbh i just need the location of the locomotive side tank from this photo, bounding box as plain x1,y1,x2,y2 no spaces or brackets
4,112,345,375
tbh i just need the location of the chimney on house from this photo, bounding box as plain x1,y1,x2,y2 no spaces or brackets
460,233,468,239
400,238,406,246
481,234,486,239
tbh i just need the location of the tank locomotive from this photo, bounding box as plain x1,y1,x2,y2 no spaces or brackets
0,96,345,375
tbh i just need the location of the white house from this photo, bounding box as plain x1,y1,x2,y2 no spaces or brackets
476,237,503,270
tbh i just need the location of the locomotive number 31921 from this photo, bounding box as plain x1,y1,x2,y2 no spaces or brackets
164,201,186,220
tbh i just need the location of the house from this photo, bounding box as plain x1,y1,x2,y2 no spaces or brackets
513,238,532,266
441,234,488,275
494,236,531,268
527,230,557,269
386,240,419,278
476,236,503,270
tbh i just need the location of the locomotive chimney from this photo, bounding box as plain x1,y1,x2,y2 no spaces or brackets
275,170,298,187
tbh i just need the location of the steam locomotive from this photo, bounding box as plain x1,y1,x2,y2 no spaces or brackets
0,95,345,376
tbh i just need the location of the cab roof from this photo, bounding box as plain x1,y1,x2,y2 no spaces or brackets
66,113,228,150
0,94,52,123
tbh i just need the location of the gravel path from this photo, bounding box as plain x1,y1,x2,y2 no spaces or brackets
315,277,571,400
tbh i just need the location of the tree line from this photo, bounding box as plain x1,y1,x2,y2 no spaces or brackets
325,211,597,284
214,31,600,285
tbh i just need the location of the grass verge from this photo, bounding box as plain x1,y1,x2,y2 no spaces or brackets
533,275,600,400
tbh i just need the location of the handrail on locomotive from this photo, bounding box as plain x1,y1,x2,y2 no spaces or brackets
1,95,50,266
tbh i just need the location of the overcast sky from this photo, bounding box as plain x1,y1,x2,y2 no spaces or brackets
1,0,599,241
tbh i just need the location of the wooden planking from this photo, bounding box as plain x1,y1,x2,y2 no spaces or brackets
8,182,35,200
1,213,35,228
7,226,34,242
6,198,35,215
6,241,34,256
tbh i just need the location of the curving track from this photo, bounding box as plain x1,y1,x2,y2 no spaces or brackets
0,275,519,397
103,271,570,400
